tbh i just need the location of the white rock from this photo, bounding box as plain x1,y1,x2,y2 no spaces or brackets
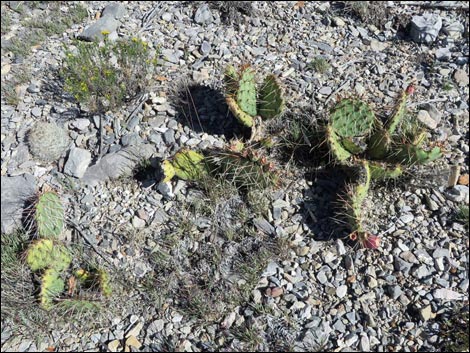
64,147,91,178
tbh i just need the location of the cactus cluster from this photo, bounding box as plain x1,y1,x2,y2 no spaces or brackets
161,144,279,191
224,65,285,133
24,190,111,309
326,85,442,247
27,122,70,163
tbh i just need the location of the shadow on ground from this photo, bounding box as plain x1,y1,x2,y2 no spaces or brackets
172,82,251,141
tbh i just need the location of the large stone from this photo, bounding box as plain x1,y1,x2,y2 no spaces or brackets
82,145,154,186
102,3,127,19
1,174,36,234
194,4,213,24
78,16,121,42
410,14,442,44
64,147,92,178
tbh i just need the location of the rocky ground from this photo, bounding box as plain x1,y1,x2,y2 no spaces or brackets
1,1,469,352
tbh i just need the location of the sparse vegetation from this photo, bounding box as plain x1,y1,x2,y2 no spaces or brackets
308,56,330,74
61,35,159,112
456,204,469,230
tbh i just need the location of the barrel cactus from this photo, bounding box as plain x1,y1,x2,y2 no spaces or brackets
27,122,70,163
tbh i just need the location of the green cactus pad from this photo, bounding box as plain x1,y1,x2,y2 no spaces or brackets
326,126,352,162
367,129,391,160
26,239,72,272
237,67,257,117
224,65,239,96
385,89,409,135
162,160,176,183
97,269,112,297
369,162,403,180
344,160,370,232
40,268,65,309
207,150,278,189
258,75,285,120
226,96,254,128
330,99,375,139
391,145,441,165
172,149,207,181
34,191,64,239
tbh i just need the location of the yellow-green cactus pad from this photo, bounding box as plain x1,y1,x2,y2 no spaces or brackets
330,99,375,138
226,96,254,128
369,161,403,180
326,126,352,163
98,269,112,297
224,65,239,96
26,239,72,272
162,160,176,182
172,149,207,181
40,268,65,310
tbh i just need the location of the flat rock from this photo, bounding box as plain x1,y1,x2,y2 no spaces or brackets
78,16,121,42
82,145,154,186
454,69,469,87
433,288,463,300
417,110,438,129
1,174,36,234
64,147,92,178
410,13,442,44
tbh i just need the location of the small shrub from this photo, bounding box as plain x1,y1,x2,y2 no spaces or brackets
307,57,330,74
456,205,469,230
61,35,159,113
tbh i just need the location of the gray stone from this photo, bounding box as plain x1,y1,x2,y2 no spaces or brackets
445,185,469,203
386,285,402,300
162,49,181,64
443,21,465,39
433,288,463,300
157,181,174,199
132,216,146,229
102,3,127,19
432,248,450,258
194,4,213,24
417,110,438,129
435,48,452,61
149,133,163,146
454,69,469,87
316,271,328,284
319,86,332,95
336,285,348,298
82,145,154,186
78,16,121,42
1,174,36,234
360,334,370,352
31,107,41,118
64,147,91,178
201,41,211,55
70,118,90,131
333,319,346,333
163,129,175,144
27,83,40,93
410,13,442,44
254,217,275,235
400,214,414,224
419,305,433,321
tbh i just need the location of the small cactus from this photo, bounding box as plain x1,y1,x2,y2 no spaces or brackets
27,122,70,163
258,75,285,120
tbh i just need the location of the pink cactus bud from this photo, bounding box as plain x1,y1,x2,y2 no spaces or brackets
406,84,415,96
364,234,381,249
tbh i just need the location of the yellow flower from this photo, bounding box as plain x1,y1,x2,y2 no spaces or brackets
101,30,110,35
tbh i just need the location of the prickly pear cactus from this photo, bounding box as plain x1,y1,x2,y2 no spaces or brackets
258,75,285,120
171,149,208,181
33,191,64,239
162,160,176,183
237,67,257,117
27,122,70,163
207,148,279,189
40,268,65,309
329,98,375,157
224,65,285,133
26,239,72,272
325,84,442,249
